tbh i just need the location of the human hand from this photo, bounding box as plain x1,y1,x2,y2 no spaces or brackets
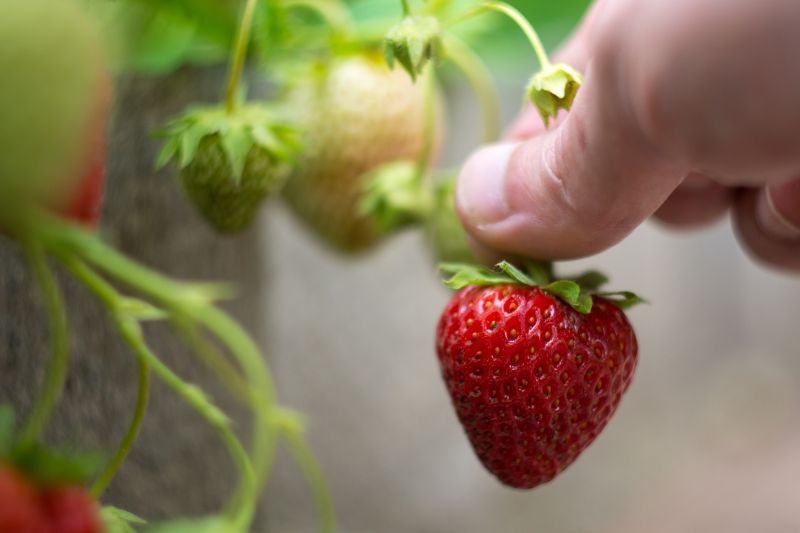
456,0,800,271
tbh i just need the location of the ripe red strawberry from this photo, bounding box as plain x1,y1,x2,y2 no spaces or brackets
41,487,102,533
436,263,641,488
0,464,51,533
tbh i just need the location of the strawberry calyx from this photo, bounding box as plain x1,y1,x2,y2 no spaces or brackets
0,405,101,488
156,104,301,184
526,63,583,127
384,15,443,81
359,160,434,235
440,261,645,314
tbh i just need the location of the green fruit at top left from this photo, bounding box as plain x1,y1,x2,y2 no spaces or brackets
0,0,106,219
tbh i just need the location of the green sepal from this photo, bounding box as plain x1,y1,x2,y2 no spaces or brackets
596,291,648,309
440,262,515,289
0,404,102,485
439,261,645,314
572,270,609,291
119,298,169,322
544,280,592,314
384,15,443,81
359,161,433,235
101,507,147,533
155,104,302,183
526,63,583,127
11,444,104,486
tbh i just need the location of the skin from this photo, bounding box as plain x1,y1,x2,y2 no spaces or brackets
456,0,800,272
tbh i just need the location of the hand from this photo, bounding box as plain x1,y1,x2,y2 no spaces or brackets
456,0,800,271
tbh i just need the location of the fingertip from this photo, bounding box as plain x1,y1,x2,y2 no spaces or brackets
754,182,800,241
456,142,516,228
733,187,800,272
653,173,732,229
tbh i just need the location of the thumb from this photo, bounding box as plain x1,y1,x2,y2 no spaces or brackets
456,63,686,260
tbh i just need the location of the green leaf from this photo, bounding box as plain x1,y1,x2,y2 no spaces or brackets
522,260,553,285
597,291,647,310
384,15,443,81
543,280,594,313
572,270,609,291
219,123,252,183
575,292,593,314
178,123,208,169
155,104,301,179
0,405,15,458
155,137,181,170
127,9,198,74
496,261,536,286
12,445,103,486
102,507,147,533
543,280,579,303
440,263,515,289
120,299,169,321
359,161,432,234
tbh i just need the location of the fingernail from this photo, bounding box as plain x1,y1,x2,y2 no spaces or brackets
457,143,516,226
756,187,800,241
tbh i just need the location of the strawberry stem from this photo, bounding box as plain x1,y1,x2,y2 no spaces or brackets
91,355,150,498
449,2,551,70
283,428,337,533
60,256,257,527
415,66,438,181
17,242,68,449
31,212,337,531
192,306,278,494
225,0,260,114
442,34,501,143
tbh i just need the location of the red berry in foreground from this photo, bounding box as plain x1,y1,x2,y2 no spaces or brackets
0,464,50,533
41,487,102,533
436,285,638,489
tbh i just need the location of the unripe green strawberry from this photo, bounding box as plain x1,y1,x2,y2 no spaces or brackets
282,53,442,253
0,0,107,221
178,135,290,233
158,105,300,233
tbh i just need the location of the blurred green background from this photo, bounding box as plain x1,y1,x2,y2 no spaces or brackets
89,0,591,75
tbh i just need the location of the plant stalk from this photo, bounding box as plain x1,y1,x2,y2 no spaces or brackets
225,0,261,114
443,35,501,143
17,243,69,448
449,1,551,70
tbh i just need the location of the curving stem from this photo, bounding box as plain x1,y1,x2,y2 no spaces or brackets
91,355,150,498
17,242,69,449
442,34,501,143
415,66,439,181
61,257,257,528
448,1,552,70
225,0,261,114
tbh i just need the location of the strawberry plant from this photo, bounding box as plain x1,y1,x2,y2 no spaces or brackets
1,0,647,530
